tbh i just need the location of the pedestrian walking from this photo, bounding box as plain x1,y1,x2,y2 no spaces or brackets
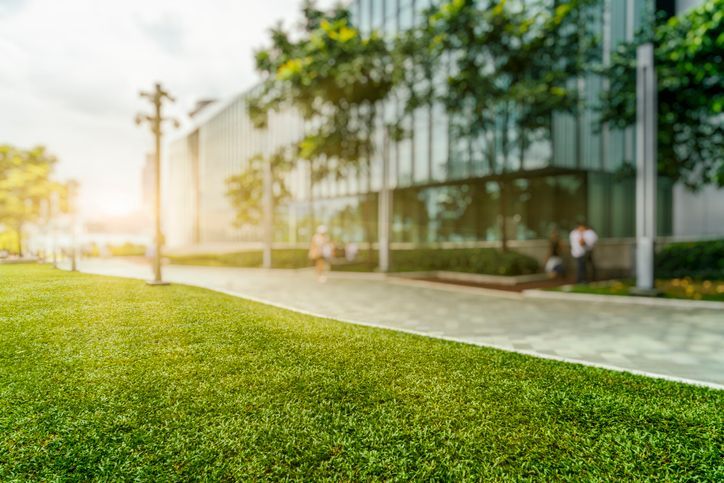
309,225,331,282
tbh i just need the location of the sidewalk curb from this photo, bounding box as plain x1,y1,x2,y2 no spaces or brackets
523,288,724,310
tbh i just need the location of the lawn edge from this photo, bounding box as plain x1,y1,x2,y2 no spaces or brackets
51,265,724,391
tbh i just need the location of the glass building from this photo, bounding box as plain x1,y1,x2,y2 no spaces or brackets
164,0,719,261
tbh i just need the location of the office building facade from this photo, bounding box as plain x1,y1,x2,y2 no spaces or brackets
164,0,721,265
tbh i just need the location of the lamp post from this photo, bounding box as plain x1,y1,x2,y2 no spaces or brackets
67,180,79,272
136,82,178,286
634,43,658,294
378,128,391,273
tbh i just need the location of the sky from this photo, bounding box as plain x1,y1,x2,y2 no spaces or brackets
0,0,335,217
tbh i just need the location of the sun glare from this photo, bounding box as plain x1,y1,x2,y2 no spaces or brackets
91,195,139,217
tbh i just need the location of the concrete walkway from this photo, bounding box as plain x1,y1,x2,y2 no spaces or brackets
63,259,724,388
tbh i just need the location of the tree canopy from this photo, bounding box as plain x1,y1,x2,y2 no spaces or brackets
399,0,597,248
0,144,66,255
248,0,396,181
225,149,292,228
601,0,723,189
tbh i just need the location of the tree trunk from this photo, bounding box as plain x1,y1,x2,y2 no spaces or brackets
499,104,511,253
308,160,316,243
498,180,508,252
262,158,273,269
16,222,23,257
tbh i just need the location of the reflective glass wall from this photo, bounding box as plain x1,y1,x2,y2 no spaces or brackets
165,0,672,250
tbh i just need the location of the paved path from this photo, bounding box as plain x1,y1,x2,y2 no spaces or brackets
63,259,724,388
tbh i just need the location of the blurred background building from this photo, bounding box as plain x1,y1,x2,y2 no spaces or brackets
163,0,723,270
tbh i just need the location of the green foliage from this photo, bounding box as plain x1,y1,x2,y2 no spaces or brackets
249,1,396,181
168,249,308,269
399,0,597,250
108,243,147,257
0,265,721,480
0,145,66,254
405,0,597,173
656,239,724,280
601,0,724,189
0,229,19,252
559,278,724,302
391,247,539,276
225,150,292,228
169,247,539,276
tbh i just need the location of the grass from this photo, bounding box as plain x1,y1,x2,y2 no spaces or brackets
556,278,724,302
1,265,722,480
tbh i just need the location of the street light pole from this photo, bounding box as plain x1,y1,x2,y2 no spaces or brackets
378,128,391,273
68,180,79,272
634,43,658,294
136,82,178,286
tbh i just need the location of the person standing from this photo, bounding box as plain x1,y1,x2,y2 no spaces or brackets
570,222,591,283
309,225,331,282
545,227,565,278
583,224,598,282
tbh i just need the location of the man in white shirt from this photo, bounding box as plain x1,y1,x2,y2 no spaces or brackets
570,222,598,283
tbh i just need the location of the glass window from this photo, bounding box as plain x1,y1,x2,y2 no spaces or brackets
359,0,369,34
385,0,398,33
414,107,430,183
399,4,414,30
430,103,449,182
397,113,413,186
448,119,469,180
372,0,385,30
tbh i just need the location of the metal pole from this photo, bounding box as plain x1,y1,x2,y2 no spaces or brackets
51,192,58,269
262,157,273,269
137,82,176,286
635,43,657,292
70,181,78,272
152,91,163,284
378,129,390,273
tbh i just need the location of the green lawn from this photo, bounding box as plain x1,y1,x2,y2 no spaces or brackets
1,265,721,480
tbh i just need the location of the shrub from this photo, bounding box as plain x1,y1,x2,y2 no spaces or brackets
169,247,540,276
656,240,724,280
108,243,146,257
390,248,539,276
169,250,307,269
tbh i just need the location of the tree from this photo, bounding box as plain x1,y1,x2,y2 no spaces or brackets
250,1,395,178
0,145,62,256
401,0,597,250
225,149,291,228
601,0,723,189
231,0,397,264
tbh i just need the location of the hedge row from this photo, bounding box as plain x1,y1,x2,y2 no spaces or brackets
656,240,724,280
390,248,539,276
169,247,540,276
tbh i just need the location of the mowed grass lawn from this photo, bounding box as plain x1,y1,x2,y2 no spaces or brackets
1,266,721,481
